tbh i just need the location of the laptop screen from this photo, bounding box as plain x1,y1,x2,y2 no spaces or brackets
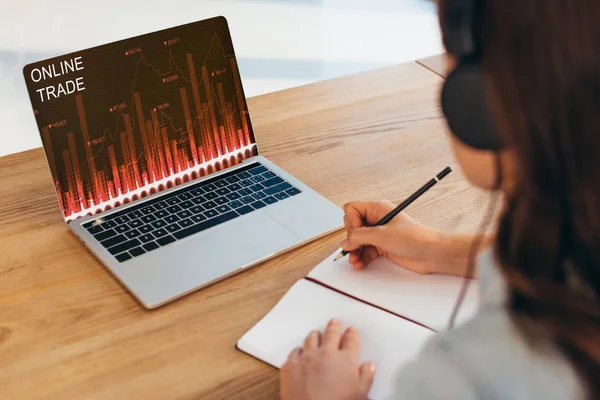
23,17,258,222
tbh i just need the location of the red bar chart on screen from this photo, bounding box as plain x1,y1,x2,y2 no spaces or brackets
24,18,258,221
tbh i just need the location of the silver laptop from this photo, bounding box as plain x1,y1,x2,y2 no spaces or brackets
23,16,342,308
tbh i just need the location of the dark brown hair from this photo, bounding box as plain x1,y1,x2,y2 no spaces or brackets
440,0,600,396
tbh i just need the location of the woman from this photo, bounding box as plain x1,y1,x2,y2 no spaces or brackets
279,0,600,399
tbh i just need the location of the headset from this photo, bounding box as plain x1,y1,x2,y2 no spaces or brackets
440,0,503,329
440,0,501,151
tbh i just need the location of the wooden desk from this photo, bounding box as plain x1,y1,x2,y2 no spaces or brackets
0,62,490,399
416,53,449,79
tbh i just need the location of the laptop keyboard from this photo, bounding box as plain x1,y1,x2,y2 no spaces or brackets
82,163,302,262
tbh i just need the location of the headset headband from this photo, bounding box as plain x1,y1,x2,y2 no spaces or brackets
439,0,501,151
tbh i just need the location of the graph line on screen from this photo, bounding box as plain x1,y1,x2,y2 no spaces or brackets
28,19,257,221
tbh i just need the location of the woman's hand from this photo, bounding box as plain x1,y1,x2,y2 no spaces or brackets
341,201,490,277
280,319,375,400
342,200,441,274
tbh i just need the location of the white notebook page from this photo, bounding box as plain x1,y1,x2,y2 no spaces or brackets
308,250,479,331
237,279,434,400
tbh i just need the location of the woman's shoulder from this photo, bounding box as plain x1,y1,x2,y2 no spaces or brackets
391,307,583,399
391,285,583,399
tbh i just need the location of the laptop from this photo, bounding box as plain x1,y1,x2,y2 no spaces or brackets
23,16,343,308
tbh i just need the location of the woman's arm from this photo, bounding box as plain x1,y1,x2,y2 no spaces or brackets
341,200,494,278
430,231,495,278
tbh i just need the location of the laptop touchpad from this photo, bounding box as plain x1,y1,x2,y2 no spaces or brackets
176,211,299,272
119,211,300,307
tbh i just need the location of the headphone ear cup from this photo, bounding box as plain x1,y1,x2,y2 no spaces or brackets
441,63,500,150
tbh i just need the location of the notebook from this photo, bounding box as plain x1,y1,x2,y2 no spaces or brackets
237,249,479,400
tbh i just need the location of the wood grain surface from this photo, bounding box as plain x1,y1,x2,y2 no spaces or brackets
0,61,492,399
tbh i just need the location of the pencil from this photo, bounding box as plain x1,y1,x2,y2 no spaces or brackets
334,166,452,261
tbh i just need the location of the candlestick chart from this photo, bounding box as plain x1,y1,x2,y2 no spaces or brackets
24,17,257,221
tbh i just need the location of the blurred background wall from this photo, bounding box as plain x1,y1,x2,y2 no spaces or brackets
0,0,442,157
